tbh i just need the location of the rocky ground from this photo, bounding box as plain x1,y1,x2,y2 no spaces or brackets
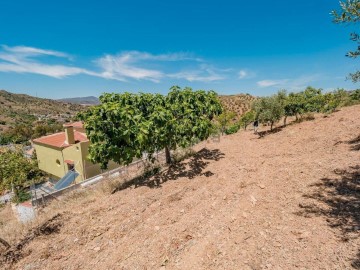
1,105,360,270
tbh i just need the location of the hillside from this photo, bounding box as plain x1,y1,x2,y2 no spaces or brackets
0,90,84,131
1,104,360,269
57,96,100,105
219,93,256,117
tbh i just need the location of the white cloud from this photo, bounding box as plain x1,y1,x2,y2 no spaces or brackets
239,70,248,79
0,62,91,78
95,52,166,82
0,45,227,83
1,45,71,59
95,51,216,82
168,64,226,82
0,45,91,78
238,69,256,79
257,79,289,87
257,74,322,90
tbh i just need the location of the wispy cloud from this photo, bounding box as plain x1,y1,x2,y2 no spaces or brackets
0,45,91,78
238,69,256,79
96,54,164,82
257,79,289,87
169,64,226,82
1,45,71,59
94,51,204,82
257,74,322,90
0,45,228,83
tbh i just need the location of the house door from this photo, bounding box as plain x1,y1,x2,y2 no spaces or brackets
67,163,74,171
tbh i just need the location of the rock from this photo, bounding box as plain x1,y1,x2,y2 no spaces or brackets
155,226,160,231
93,246,101,251
258,184,266,189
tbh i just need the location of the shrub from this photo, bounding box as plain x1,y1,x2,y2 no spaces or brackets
225,123,241,134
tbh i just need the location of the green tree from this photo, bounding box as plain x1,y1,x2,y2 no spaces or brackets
284,92,304,123
80,87,222,167
239,110,255,130
252,94,284,131
0,148,44,202
332,0,360,82
350,89,360,100
302,87,325,113
216,110,237,135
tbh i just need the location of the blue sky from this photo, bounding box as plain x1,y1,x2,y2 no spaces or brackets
0,0,358,98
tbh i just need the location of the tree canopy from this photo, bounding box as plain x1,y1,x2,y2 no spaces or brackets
0,148,44,201
80,86,223,168
332,0,360,82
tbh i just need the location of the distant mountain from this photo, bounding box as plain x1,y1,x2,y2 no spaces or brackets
58,96,100,105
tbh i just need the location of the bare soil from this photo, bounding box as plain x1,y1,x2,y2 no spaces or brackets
2,105,360,270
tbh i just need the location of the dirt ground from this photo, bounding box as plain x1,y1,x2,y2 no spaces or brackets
1,105,360,270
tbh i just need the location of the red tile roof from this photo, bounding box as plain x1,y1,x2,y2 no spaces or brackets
33,131,88,148
63,121,84,128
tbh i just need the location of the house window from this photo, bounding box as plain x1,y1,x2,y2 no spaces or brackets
56,159,61,166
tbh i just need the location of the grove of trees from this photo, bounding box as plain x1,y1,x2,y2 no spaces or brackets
80,86,223,168
252,87,360,131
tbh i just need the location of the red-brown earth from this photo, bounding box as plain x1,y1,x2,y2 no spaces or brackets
1,105,360,269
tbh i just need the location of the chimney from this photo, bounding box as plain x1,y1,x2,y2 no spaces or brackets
65,126,75,145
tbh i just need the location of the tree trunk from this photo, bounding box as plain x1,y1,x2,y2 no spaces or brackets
0,237,10,249
284,116,287,126
165,146,171,164
270,122,273,131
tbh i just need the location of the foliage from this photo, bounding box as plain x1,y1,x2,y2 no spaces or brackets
225,123,241,135
332,0,360,82
284,92,304,120
0,122,64,145
252,94,284,130
80,86,223,168
0,148,44,202
350,89,360,102
11,189,31,204
302,87,326,113
239,110,255,130
216,110,237,134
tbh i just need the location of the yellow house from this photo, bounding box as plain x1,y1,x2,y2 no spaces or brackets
33,122,118,186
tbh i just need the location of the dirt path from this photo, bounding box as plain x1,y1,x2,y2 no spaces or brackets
3,105,360,269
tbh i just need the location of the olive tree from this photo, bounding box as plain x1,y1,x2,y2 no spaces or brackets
252,95,284,131
239,110,255,130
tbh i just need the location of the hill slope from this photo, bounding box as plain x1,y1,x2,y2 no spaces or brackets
219,94,256,117
2,105,360,269
0,90,83,130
